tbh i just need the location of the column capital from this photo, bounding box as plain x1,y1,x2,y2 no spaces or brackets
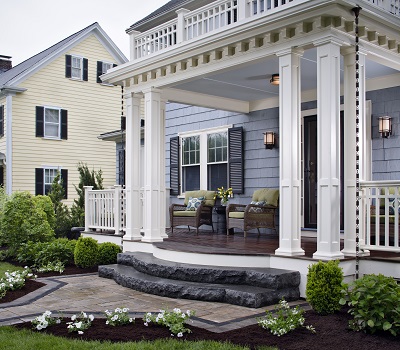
341,46,368,56
276,47,304,58
313,36,347,48
142,87,162,95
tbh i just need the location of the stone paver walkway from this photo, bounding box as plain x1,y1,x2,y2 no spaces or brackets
0,273,309,332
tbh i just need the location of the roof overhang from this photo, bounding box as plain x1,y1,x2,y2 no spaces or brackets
0,86,27,97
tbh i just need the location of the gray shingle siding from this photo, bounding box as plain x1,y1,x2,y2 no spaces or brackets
368,86,400,180
165,86,400,203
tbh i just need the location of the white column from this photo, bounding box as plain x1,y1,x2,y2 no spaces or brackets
313,39,344,260
142,88,165,242
341,48,369,256
129,30,141,61
124,92,143,241
84,186,93,232
275,49,305,257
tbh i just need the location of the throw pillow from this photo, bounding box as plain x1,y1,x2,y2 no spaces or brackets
186,197,205,211
249,201,266,213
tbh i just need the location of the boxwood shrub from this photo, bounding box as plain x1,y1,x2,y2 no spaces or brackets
97,242,122,265
74,237,99,268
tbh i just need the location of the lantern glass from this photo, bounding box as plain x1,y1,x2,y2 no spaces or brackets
378,116,392,138
264,132,275,149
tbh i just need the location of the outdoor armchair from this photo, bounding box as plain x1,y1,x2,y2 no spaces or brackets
169,190,216,234
226,188,279,237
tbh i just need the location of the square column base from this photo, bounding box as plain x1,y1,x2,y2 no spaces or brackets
313,251,344,260
275,248,305,257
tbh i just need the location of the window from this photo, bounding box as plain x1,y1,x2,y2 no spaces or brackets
65,55,88,81
35,168,68,198
170,126,243,195
36,106,67,139
97,61,116,83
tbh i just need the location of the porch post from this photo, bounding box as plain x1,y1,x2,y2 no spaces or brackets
141,88,165,242
275,49,305,257
341,48,369,255
124,92,143,241
313,39,344,260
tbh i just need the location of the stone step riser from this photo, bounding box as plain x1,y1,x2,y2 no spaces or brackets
117,253,300,290
99,265,300,308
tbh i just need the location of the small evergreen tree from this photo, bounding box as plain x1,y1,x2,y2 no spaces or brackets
71,163,103,227
48,172,72,238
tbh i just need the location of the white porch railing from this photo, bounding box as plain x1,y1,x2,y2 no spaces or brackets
84,186,170,235
130,0,399,59
361,180,400,252
84,185,126,234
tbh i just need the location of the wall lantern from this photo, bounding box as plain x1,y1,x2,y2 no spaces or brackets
270,74,280,85
378,116,392,138
264,131,275,149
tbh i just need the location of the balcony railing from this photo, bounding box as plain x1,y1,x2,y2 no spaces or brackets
130,0,399,60
361,180,400,252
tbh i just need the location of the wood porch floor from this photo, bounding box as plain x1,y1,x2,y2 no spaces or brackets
155,228,400,262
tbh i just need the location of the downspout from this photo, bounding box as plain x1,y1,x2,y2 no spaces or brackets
5,93,12,195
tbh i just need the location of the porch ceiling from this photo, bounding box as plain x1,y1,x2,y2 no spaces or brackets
170,48,398,103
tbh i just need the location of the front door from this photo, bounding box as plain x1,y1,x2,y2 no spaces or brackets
303,114,344,230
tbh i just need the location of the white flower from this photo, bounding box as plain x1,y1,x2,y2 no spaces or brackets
89,314,94,321
71,315,76,321
122,308,128,313
144,322,148,327
129,318,133,323
75,321,82,329
106,320,109,325
78,331,83,335
177,332,183,337
111,315,118,321
82,312,87,318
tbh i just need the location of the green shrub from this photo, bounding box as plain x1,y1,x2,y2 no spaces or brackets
74,237,99,268
97,242,121,265
35,238,77,267
340,274,400,336
16,239,77,267
306,260,344,315
0,192,55,256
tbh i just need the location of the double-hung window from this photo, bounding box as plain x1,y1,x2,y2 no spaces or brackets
36,106,68,140
170,126,243,196
65,54,88,81
180,127,229,193
35,167,68,198
97,61,116,83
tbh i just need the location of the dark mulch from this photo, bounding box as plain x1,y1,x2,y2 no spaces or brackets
14,308,399,350
1,264,97,304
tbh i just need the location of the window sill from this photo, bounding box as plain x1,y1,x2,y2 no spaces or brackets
41,137,63,141
68,78,84,82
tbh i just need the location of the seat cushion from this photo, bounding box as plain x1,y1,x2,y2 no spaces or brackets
186,197,204,211
252,188,279,207
229,212,244,219
184,190,215,207
173,210,197,217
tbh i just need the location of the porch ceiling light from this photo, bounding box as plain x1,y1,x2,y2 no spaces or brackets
270,74,280,85
264,131,275,149
378,116,392,138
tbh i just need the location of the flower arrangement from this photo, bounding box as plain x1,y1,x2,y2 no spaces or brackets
31,311,61,330
67,311,94,334
36,261,65,274
105,307,134,326
143,308,195,337
0,267,36,299
257,299,315,336
215,187,233,204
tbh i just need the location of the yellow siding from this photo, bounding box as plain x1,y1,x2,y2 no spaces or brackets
11,34,120,205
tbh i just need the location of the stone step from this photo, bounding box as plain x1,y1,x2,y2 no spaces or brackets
117,252,300,290
99,264,300,308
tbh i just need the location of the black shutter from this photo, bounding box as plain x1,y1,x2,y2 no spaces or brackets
35,168,44,195
0,166,3,187
113,63,117,68
118,149,125,186
61,109,68,140
0,105,4,137
61,169,68,199
170,136,180,196
36,106,44,137
228,126,244,194
96,61,103,83
121,116,126,131
83,58,88,81
65,55,72,78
